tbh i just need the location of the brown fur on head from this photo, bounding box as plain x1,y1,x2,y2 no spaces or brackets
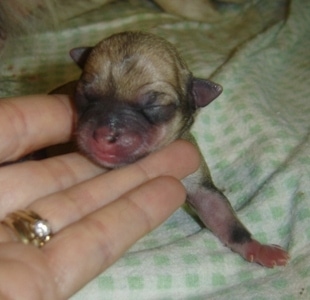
70,31,222,168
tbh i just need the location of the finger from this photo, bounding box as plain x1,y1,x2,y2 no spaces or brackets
0,243,58,300
0,94,74,163
28,140,200,232
43,176,186,298
0,153,106,219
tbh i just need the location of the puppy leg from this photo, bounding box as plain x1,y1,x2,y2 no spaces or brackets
184,169,289,268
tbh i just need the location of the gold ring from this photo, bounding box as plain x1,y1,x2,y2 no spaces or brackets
1,210,52,247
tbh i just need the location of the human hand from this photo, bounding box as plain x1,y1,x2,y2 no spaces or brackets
0,95,200,299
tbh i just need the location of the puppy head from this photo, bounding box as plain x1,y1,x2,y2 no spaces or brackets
70,31,222,168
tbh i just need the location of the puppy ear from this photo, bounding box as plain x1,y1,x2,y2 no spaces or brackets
70,47,93,68
192,78,223,108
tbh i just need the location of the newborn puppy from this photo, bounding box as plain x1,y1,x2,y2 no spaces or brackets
53,31,289,268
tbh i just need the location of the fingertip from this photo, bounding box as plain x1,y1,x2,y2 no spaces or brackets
155,175,188,205
174,139,201,172
164,139,201,179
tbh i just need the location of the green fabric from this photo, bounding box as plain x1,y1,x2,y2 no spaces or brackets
1,0,309,299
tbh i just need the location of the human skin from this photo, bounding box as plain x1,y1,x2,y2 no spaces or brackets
0,94,200,300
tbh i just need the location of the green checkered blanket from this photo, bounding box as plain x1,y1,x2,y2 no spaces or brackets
1,0,309,299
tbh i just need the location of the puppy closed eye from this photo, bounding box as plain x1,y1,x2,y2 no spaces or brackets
142,104,177,124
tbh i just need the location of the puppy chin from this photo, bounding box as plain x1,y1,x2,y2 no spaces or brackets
85,149,147,169
80,138,149,169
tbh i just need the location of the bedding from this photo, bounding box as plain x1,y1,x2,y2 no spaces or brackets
0,0,309,299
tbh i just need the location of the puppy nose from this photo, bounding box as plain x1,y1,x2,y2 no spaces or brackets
94,127,119,143
105,130,119,143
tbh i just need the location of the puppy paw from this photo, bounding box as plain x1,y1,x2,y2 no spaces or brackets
243,239,290,268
